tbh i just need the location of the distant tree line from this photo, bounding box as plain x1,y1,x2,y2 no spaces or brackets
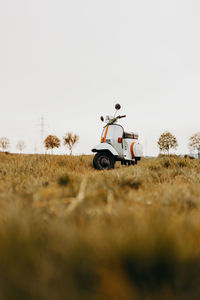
0,137,26,153
157,131,200,157
0,131,199,157
157,132,178,154
0,132,79,155
44,132,79,154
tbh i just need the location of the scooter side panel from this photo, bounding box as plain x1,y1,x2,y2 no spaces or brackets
91,143,119,156
133,143,143,157
123,139,143,159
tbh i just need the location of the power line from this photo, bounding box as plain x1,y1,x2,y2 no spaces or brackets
40,116,45,148
37,116,47,153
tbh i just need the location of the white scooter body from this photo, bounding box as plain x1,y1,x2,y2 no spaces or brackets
92,104,143,169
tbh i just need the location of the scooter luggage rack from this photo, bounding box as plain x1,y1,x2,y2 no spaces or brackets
123,132,138,139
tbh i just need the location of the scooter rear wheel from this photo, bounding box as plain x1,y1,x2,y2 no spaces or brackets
93,152,115,170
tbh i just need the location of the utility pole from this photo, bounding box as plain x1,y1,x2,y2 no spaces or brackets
40,116,44,149
144,138,148,157
34,144,38,154
38,116,47,154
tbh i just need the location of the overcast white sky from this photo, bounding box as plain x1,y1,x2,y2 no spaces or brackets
0,0,199,155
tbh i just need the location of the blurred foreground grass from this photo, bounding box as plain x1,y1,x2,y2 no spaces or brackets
0,153,200,299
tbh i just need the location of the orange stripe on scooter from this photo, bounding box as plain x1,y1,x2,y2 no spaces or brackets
103,125,109,142
131,142,136,158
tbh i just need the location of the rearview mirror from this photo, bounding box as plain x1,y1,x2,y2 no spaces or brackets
100,116,104,122
115,103,121,110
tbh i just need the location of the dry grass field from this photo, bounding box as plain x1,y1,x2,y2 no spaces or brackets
0,153,200,299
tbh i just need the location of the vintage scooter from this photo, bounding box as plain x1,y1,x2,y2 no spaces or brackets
92,104,143,170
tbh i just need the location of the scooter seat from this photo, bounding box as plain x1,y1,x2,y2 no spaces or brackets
123,132,138,139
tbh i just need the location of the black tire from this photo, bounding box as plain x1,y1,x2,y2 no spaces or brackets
135,157,141,164
93,152,115,170
121,160,134,166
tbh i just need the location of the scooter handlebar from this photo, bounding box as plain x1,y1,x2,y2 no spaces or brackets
118,115,126,119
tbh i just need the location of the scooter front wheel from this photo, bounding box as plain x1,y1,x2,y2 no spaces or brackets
93,152,115,170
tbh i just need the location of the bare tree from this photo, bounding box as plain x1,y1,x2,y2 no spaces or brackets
44,135,60,154
188,132,200,158
157,131,178,154
63,132,79,155
16,140,26,153
0,137,10,152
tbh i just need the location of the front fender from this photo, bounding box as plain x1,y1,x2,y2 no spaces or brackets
92,143,118,156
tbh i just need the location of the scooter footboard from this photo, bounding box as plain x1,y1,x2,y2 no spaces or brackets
91,143,119,156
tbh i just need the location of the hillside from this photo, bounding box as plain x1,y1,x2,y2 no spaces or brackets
0,153,200,299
